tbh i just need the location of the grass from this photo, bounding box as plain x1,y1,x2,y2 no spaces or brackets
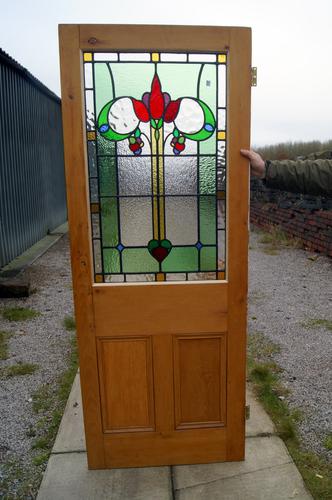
32,437,49,450
247,332,332,500
5,362,38,377
0,330,12,360
323,434,332,451
63,315,76,331
302,319,332,332
249,331,281,359
257,225,301,255
2,307,40,322
0,457,38,499
30,335,78,468
32,452,49,467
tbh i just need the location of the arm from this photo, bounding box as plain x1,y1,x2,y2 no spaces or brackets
241,149,332,197
265,158,332,197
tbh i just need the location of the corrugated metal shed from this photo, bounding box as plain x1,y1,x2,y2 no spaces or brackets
0,48,67,268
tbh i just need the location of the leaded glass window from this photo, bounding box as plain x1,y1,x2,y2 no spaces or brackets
83,51,227,283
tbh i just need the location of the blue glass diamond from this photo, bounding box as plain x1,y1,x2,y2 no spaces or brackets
117,244,124,252
204,123,214,132
196,241,203,250
99,124,109,133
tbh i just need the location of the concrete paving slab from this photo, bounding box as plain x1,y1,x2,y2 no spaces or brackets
37,452,171,500
38,376,312,500
175,462,312,500
173,436,292,490
53,374,86,453
246,387,275,437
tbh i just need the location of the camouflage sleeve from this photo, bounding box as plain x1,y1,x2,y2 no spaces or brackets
265,158,332,197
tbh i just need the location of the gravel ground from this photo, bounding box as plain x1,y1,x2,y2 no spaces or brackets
248,227,332,462
0,234,73,497
0,227,331,497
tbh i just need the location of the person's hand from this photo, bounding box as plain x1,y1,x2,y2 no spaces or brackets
240,149,266,179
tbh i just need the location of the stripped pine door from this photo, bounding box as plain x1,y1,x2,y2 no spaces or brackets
59,24,251,468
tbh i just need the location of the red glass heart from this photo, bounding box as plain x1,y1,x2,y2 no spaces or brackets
151,246,169,263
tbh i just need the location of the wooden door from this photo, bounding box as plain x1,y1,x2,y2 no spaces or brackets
59,25,251,469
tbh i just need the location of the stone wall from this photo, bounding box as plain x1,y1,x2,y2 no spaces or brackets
250,180,332,257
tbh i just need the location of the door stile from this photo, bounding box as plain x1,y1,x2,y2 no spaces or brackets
59,24,105,468
226,29,251,460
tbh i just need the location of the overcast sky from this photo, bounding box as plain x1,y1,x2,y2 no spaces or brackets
1,0,331,146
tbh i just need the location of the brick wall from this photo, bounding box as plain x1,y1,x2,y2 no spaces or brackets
250,180,332,257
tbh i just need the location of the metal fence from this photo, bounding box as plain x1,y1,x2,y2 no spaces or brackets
0,49,67,269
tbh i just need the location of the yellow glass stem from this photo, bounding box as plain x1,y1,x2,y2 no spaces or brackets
151,126,165,241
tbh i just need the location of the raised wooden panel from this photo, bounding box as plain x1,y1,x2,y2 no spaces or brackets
97,337,155,433
174,334,226,429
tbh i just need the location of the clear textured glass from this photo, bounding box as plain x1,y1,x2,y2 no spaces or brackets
164,157,197,195
94,53,118,61
105,274,124,283
93,239,102,273
217,199,226,230
217,169,226,191
107,98,140,134
188,272,216,280
165,197,197,245
126,274,155,282
218,65,226,107
217,141,226,161
120,198,152,246
166,273,187,281
218,109,226,130
218,230,226,268
118,156,152,196
160,53,187,62
119,53,151,61
87,141,97,177
84,63,93,88
89,178,98,202
175,98,205,134
91,214,100,238
85,90,95,130
188,54,217,62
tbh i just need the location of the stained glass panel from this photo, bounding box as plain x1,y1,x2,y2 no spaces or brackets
83,51,227,282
